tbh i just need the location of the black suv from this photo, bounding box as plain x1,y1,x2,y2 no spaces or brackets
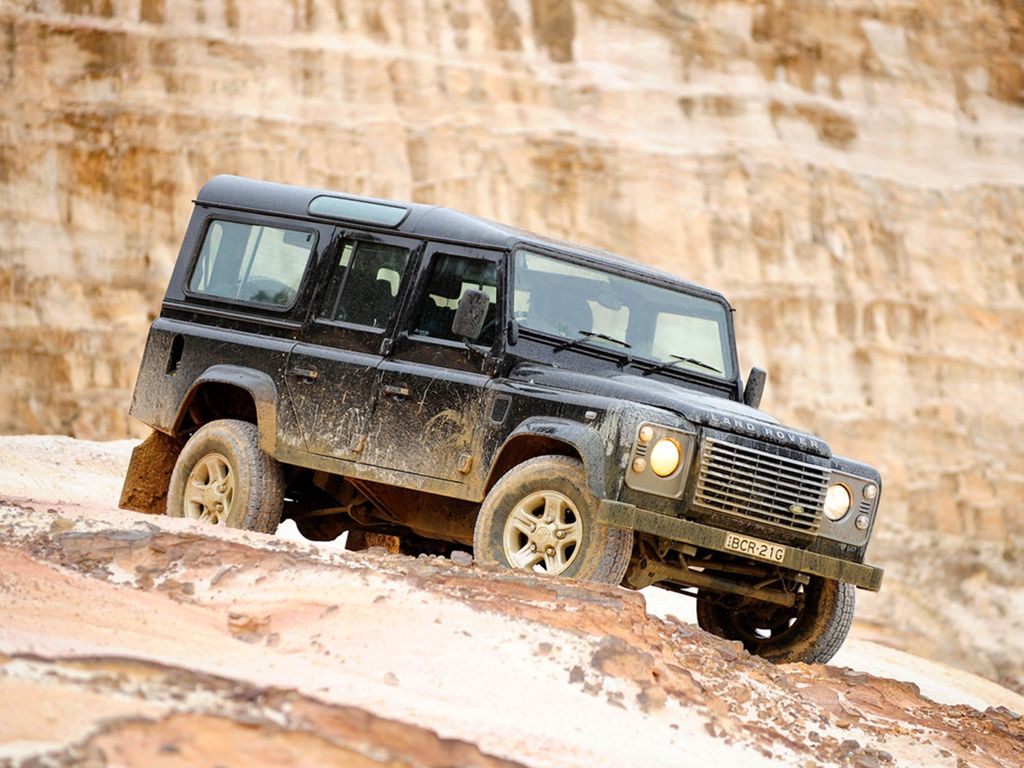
121,175,883,663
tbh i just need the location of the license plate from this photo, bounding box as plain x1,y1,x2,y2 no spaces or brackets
723,532,786,563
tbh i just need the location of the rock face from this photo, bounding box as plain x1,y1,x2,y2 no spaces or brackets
2,0,1022,538
1,0,1023,682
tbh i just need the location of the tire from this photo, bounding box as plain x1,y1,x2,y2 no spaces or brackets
166,419,284,534
345,531,403,553
345,531,458,558
473,456,632,584
696,576,855,664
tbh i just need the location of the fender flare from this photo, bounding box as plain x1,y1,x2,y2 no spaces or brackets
173,364,280,453
490,416,613,500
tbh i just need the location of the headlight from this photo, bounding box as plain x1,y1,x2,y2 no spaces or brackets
625,423,694,498
649,438,681,477
824,483,852,521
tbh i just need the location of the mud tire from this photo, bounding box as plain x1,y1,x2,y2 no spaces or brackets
167,419,284,534
696,576,855,664
473,456,632,584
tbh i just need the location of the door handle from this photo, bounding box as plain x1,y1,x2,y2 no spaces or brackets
383,383,410,399
289,365,319,381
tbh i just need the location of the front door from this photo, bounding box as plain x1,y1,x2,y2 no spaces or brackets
286,231,421,459
361,244,503,482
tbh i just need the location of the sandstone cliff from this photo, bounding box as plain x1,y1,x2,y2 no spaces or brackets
2,0,1022,535
1,0,1022,688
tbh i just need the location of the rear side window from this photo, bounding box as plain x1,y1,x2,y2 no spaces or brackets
189,220,315,308
318,241,412,330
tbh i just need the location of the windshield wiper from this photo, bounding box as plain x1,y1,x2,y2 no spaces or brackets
553,330,632,354
642,353,721,377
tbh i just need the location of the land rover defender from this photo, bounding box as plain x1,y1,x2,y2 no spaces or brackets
121,175,884,663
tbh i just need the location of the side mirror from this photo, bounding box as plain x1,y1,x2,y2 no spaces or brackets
743,367,767,409
451,289,490,341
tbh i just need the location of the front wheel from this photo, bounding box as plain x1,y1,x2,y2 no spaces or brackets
696,576,855,664
473,456,632,584
166,419,284,534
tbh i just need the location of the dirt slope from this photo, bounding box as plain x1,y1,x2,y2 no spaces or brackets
0,437,1021,768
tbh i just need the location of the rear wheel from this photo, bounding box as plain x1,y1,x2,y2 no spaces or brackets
696,576,855,664
473,456,632,584
167,419,284,534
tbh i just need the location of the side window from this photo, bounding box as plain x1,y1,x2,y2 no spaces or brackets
411,253,499,345
189,220,314,308
319,241,411,330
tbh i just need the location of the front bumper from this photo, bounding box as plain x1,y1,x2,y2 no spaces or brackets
598,500,884,592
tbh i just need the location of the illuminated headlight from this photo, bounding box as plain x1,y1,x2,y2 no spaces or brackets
625,423,694,498
824,483,852,521
649,439,681,477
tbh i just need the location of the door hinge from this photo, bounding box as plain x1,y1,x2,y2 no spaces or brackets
483,354,501,377
380,331,408,357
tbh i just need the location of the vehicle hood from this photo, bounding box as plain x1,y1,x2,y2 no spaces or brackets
507,365,831,458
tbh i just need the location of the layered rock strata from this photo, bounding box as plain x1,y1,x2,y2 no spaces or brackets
0,4,1021,567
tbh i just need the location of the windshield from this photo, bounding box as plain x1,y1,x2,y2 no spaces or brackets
513,250,734,379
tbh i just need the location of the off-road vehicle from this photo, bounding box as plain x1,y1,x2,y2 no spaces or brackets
122,175,884,663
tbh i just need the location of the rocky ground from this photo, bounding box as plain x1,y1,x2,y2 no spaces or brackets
0,435,1022,767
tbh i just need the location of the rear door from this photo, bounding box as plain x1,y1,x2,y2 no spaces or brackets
360,243,503,482
286,231,422,459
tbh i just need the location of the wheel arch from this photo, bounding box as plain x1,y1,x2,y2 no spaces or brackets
485,417,611,499
172,365,279,453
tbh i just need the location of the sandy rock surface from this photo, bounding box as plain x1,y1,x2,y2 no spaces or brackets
1,435,1022,767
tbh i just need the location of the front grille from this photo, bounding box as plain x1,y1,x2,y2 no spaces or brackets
693,438,828,533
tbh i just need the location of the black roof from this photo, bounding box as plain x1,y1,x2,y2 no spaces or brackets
196,175,728,305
